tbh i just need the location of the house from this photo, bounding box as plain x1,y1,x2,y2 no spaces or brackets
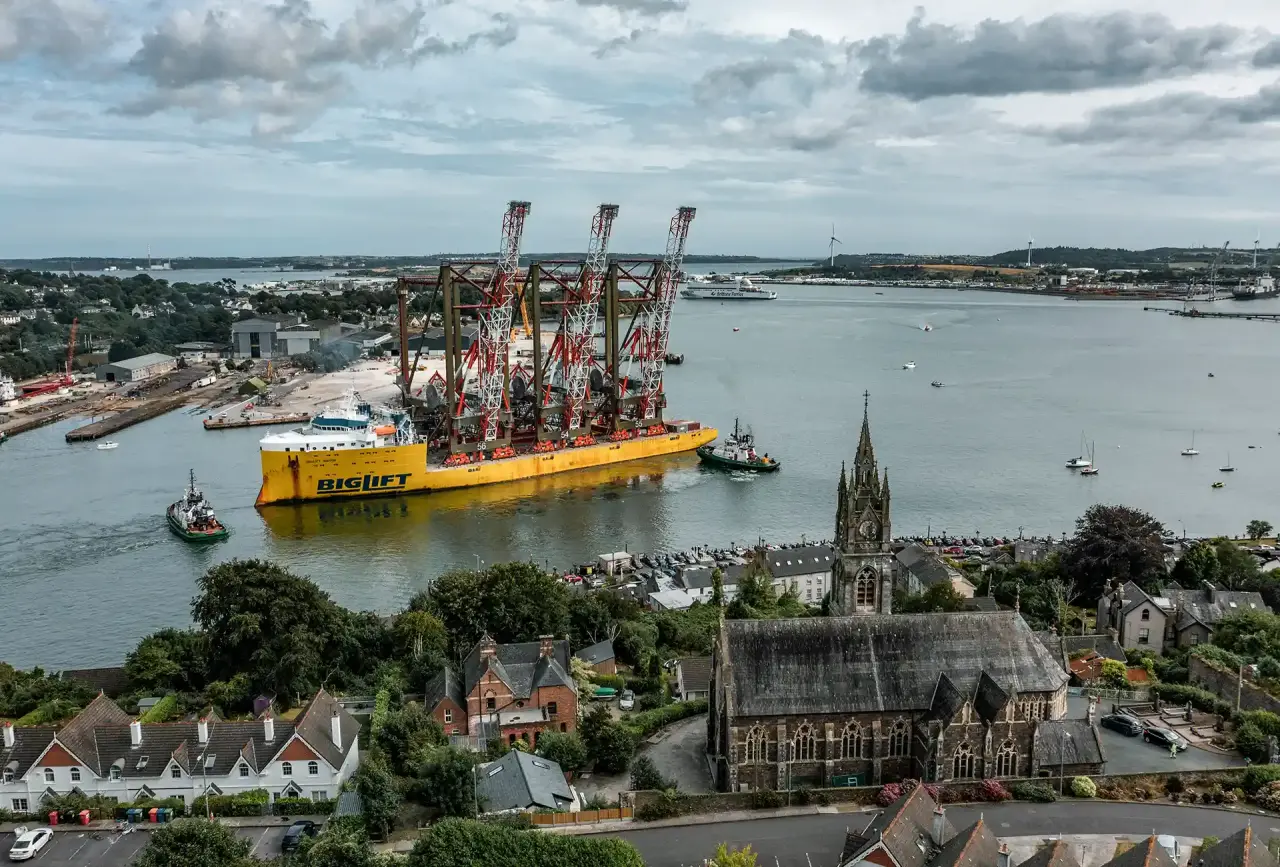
95,353,177,383
1192,827,1278,867
131,305,156,319
1158,582,1269,649
0,313,18,326
649,588,696,611
761,545,835,605
59,667,130,699
0,690,360,813
1014,540,1060,564
896,544,976,599
1032,719,1105,777
837,784,1000,867
676,565,741,603
573,640,616,676
1096,581,1168,655
1095,837,1176,867
475,750,578,815
174,342,227,362
598,552,633,575
425,635,578,747
676,657,711,702
708,612,1069,791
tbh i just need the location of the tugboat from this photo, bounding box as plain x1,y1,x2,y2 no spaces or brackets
664,352,685,365
696,419,780,472
931,380,945,388
167,470,230,542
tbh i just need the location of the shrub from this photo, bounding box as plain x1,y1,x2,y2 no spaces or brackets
1202,835,1221,849
1235,723,1269,763
1164,776,1185,794
273,797,335,816
1151,683,1233,718
137,694,178,724
877,783,906,806
1243,765,1280,793
976,779,1010,802
1255,781,1280,811
620,699,708,740
635,792,686,821
748,789,784,809
409,817,646,867
792,787,812,806
629,756,673,792
1011,782,1057,803
590,673,627,692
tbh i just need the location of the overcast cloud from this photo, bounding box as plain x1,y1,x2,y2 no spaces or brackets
2,0,1280,256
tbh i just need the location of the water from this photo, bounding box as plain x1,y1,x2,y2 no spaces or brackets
3,285,1278,668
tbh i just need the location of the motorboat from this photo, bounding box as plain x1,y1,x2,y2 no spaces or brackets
903,361,916,369
930,381,944,388
1212,481,1224,489
1181,431,1198,456
97,441,119,450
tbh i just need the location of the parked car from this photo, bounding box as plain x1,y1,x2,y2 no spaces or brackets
619,689,635,711
8,828,52,862
1142,727,1188,751
1099,713,1144,736
281,820,320,853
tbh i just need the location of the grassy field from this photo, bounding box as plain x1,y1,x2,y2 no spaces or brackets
870,263,1037,276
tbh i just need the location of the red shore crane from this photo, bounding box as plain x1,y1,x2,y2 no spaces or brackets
20,317,77,398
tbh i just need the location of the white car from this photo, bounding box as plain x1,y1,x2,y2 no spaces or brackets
8,827,52,861
619,690,635,711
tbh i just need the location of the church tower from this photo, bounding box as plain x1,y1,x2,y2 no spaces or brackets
832,392,894,615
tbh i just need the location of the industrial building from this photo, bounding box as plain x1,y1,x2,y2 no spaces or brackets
174,341,227,362
95,352,177,383
230,315,296,360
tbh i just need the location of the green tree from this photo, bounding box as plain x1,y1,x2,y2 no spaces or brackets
535,730,587,773
408,818,645,867
392,610,448,677
629,755,672,791
374,701,446,776
894,582,968,613
134,819,252,867
580,704,635,774
710,843,759,867
353,758,402,840
1062,504,1167,602
295,824,381,867
414,562,570,658
615,619,658,668
1248,520,1274,541
1213,539,1262,589
728,563,775,617
1170,542,1221,588
415,746,478,817
711,568,724,608
1099,658,1129,688
125,628,209,694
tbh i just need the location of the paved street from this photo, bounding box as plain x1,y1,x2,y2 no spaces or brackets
579,714,713,801
0,825,290,865
609,802,1280,867
1066,697,1246,775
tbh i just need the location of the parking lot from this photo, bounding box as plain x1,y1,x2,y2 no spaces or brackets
1067,696,1247,775
0,825,290,865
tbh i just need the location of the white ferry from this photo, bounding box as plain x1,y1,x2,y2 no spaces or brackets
680,277,777,301
258,389,415,455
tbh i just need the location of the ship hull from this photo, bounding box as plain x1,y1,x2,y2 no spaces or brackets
255,426,718,505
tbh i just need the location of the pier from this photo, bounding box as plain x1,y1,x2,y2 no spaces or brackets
64,394,190,441
1144,307,1280,322
203,413,310,430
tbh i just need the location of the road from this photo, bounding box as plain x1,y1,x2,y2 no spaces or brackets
609,802,1280,867
0,824,290,865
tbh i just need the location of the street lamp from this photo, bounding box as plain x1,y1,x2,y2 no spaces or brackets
474,555,483,571
1058,730,1072,795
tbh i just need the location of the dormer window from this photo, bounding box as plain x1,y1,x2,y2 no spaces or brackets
1141,609,1150,621
135,756,149,771
239,764,250,778
171,766,182,779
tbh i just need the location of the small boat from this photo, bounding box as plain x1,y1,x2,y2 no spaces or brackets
664,352,685,365
931,381,944,388
696,418,780,472
97,441,119,450
1212,481,1224,489
1066,431,1092,468
875,291,884,295
903,361,916,369
1208,373,1215,378
1220,453,1235,473
732,327,740,332
167,470,230,542
922,324,933,332
1181,431,1198,456
1080,441,1099,475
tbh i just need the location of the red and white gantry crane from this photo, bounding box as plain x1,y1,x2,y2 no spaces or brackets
625,206,695,421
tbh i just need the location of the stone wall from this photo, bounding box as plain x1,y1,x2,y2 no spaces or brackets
1189,656,1280,714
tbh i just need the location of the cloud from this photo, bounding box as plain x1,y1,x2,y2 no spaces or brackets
1254,38,1280,68
118,0,517,135
1041,83,1280,145
574,0,686,17
0,0,108,62
592,27,647,58
858,10,1245,100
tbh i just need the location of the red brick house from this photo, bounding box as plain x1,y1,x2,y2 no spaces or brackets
425,635,578,747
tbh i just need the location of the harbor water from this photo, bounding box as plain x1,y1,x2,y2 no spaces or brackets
3,284,1279,668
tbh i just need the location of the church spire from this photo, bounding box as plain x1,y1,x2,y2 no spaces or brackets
855,390,875,468
835,461,848,542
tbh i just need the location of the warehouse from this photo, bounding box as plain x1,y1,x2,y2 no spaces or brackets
95,352,177,383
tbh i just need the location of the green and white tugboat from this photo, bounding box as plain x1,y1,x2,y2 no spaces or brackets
167,470,230,542
696,418,780,472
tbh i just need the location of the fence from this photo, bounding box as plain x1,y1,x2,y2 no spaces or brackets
1067,686,1150,702
531,807,633,826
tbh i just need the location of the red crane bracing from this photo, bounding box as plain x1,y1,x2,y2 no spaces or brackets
454,201,531,445
545,203,619,434
624,206,695,421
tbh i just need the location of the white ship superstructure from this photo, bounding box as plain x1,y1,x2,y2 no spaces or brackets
680,276,777,300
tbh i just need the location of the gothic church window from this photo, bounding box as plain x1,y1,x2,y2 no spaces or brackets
885,718,909,757
840,722,867,760
952,743,976,780
744,726,767,764
792,724,816,762
855,569,877,608
995,740,1018,778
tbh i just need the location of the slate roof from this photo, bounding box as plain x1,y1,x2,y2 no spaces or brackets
60,694,134,775
293,689,361,771
1099,837,1176,867
764,545,836,579
60,667,131,698
476,750,574,813
1159,585,1269,631
1118,582,1159,617
1061,634,1127,662
1018,840,1082,867
1,726,55,779
678,657,712,695
964,597,999,612
727,612,1067,717
841,785,953,867
463,637,575,700
896,544,961,589
679,566,716,590
573,640,616,667
928,818,999,867
1196,827,1279,867
424,665,466,710
1035,720,1105,767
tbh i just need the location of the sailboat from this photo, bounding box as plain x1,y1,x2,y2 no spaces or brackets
1080,441,1099,475
1181,431,1198,456
1065,431,1092,468
1219,453,1235,473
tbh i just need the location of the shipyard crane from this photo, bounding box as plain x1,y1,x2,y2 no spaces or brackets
65,317,78,378
455,201,531,444
1208,241,1230,298
545,203,619,434
625,206,695,422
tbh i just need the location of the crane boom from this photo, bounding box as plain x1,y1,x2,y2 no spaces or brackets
66,317,78,377
632,207,695,421
558,204,619,433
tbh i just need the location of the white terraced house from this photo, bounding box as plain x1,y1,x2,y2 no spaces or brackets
0,689,360,813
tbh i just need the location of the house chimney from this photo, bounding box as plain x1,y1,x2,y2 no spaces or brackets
539,634,555,659
130,720,142,747
2,721,13,749
330,709,343,751
998,842,1011,867
479,635,498,661
263,716,275,743
197,717,209,744
931,806,946,845
1204,580,1217,603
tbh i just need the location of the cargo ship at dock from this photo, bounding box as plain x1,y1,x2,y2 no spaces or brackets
256,202,715,506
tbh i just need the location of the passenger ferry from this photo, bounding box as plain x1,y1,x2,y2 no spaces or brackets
680,276,777,301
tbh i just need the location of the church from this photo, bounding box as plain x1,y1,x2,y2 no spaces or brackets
705,397,1072,792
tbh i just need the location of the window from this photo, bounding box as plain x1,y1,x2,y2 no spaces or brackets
840,721,867,760
312,790,328,801
171,766,182,779
444,709,453,723
559,723,566,733
995,740,1018,778
239,765,250,778
485,692,496,711
308,761,319,776
44,769,54,783
1190,634,1199,646
70,768,81,782
744,726,767,764
855,568,877,609
885,718,909,758
12,798,28,812
282,762,292,777
1138,628,1150,645
1140,608,1151,621
1,771,11,784
547,702,558,716
952,743,976,780
791,724,816,762
508,734,517,745
110,767,122,781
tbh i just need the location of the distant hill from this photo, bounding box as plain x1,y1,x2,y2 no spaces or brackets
984,245,1264,269
0,254,808,271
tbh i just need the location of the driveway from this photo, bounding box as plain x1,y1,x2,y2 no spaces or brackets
1067,697,1247,775
0,824,290,865
578,713,713,801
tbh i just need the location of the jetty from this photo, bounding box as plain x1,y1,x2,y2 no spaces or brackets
203,413,310,431
64,394,189,441
1145,307,1280,322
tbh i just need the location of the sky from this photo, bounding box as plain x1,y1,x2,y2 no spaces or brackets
3,0,1280,258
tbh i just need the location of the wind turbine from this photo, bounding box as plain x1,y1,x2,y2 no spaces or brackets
1026,237,1034,268
828,224,841,268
